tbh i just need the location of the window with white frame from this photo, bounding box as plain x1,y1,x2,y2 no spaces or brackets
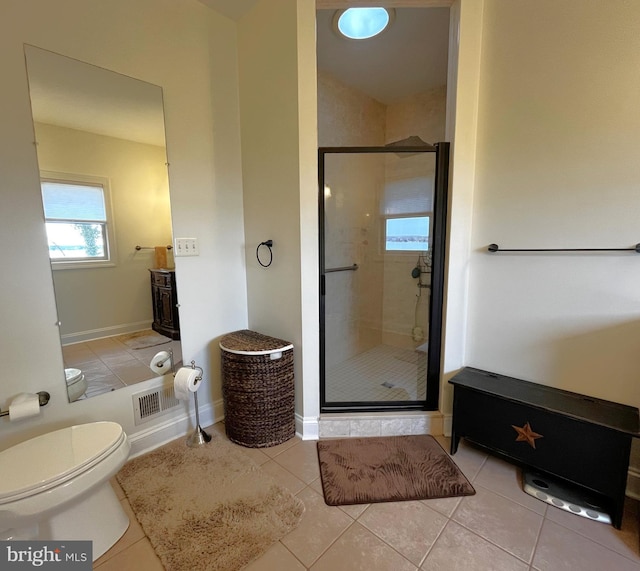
385,215,431,251
40,172,115,267
381,176,433,252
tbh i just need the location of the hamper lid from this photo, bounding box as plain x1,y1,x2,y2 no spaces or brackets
219,329,293,355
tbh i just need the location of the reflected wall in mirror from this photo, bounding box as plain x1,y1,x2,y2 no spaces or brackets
24,45,182,402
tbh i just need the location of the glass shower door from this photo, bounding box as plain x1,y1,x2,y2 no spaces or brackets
319,144,448,412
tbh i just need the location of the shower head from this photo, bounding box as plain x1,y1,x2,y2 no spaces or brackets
385,135,435,157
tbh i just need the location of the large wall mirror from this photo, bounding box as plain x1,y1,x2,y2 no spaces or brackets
24,45,182,402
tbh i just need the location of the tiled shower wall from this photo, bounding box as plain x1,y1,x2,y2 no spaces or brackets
318,72,447,373
318,72,386,369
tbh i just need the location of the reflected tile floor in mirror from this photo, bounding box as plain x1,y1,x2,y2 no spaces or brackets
62,332,182,399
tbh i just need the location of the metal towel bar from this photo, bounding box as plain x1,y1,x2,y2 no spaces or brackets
135,245,173,251
488,243,640,254
325,263,358,273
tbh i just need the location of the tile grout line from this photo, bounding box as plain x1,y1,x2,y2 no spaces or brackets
93,533,150,569
355,506,434,569
451,475,542,567
472,460,640,566
449,514,535,567
540,511,640,566
305,517,360,569
528,506,547,570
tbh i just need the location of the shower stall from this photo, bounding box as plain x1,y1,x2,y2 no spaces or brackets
319,142,449,413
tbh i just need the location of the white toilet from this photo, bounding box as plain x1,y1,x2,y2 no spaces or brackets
65,368,88,401
0,421,131,560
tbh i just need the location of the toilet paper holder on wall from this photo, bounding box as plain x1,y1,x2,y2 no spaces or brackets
0,391,50,418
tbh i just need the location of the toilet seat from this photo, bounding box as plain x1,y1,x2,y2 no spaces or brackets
0,422,125,504
65,368,87,402
65,368,83,384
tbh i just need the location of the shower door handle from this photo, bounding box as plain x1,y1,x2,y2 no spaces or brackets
325,263,358,273
322,263,358,295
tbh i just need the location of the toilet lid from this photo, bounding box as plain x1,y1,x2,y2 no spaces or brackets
65,368,83,384
0,422,125,501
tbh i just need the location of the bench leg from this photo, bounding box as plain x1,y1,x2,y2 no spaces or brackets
450,431,460,455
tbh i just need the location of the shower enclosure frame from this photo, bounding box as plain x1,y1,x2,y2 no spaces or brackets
319,142,449,413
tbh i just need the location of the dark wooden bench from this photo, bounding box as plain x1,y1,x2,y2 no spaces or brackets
449,367,639,529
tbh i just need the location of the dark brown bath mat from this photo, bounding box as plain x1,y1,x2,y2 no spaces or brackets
317,434,475,506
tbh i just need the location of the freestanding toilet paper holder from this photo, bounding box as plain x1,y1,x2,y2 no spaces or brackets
185,361,211,447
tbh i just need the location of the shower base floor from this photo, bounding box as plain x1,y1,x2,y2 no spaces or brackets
325,344,427,403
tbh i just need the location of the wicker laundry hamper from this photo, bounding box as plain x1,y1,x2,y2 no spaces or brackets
220,329,295,448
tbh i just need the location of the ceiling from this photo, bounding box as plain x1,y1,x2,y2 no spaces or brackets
25,46,167,147
26,4,450,144
199,2,450,104
316,7,449,103
198,0,258,21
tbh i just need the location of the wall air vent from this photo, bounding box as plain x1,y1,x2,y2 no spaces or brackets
132,383,180,426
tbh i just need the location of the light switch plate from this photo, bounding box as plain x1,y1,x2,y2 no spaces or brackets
174,237,199,256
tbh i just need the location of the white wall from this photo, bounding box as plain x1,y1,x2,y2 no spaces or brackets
0,0,247,447
467,0,640,410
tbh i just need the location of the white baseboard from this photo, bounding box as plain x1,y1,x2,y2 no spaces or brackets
626,467,640,500
296,413,319,441
443,414,453,437
61,320,152,345
128,398,223,458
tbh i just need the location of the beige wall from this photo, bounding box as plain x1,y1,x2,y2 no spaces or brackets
440,0,483,413
35,123,172,339
0,0,247,447
237,0,319,427
3,0,639,461
467,0,640,410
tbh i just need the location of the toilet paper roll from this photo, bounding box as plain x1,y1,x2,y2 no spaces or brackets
150,351,172,375
9,393,41,421
174,367,201,401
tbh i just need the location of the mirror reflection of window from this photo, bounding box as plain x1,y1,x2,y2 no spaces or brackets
41,174,114,265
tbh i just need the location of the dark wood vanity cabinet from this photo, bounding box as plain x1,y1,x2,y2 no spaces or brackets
449,367,639,529
149,269,180,340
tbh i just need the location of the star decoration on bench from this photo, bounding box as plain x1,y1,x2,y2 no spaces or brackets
512,422,543,448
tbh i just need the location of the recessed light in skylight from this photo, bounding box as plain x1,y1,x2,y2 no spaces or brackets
335,7,393,40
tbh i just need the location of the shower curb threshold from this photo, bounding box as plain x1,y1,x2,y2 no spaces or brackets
319,410,443,439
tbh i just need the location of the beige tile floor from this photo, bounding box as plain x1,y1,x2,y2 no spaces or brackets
325,345,426,402
95,422,640,570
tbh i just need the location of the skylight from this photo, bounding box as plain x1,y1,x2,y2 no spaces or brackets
335,7,393,40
